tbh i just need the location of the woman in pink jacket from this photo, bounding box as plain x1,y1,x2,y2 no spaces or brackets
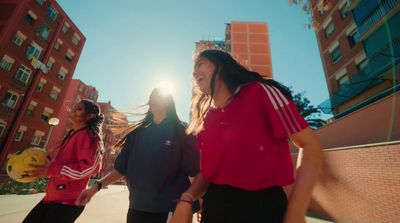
23,99,104,223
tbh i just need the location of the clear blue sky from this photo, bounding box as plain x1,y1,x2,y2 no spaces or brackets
57,0,330,122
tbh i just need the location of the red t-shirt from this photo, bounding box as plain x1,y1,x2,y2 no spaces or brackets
197,82,309,190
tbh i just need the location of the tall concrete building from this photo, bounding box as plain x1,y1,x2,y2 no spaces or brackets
195,21,273,78
226,21,273,78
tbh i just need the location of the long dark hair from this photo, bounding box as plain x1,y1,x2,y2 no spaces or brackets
115,87,183,148
188,49,292,134
81,99,104,144
60,99,104,151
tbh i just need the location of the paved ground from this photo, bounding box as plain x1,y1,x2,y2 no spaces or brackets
0,185,333,223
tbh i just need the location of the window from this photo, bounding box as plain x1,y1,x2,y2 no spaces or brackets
335,69,349,89
329,42,343,64
38,26,50,40
14,65,32,84
25,10,37,24
337,74,349,86
0,55,15,71
3,91,19,108
345,23,358,48
12,35,23,46
54,39,62,50
49,86,61,100
12,31,27,46
65,49,74,62
32,135,42,145
324,21,335,37
347,30,358,48
357,59,369,71
32,131,44,146
25,14,35,24
26,42,43,60
26,100,37,116
47,57,55,71
355,53,369,71
47,6,58,21
62,22,70,33
72,33,81,45
41,107,53,121
36,78,46,92
340,1,351,19
330,47,342,64
57,67,68,80
0,121,6,137
14,128,26,142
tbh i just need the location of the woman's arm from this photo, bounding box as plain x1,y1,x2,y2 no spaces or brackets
285,127,323,223
75,169,124,206
172,172,209,223
95,169,124,189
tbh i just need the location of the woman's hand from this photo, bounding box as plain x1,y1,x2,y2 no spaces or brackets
284,208,306,223
26,164,50,178
75,186,98,206
172,201,193,223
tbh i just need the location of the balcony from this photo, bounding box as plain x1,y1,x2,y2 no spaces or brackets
319,36,400,115
353,0,400,40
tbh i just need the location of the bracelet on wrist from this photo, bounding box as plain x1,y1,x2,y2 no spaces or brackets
175,199,193,205
180,192,194,201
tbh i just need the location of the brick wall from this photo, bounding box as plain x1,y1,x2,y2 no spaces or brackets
290,141,400,222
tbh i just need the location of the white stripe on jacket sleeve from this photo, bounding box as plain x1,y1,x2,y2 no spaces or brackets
60,152,100,180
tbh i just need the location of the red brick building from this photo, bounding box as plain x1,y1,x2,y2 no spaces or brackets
310,0,365,115
46,79,98,155
311,0,361,92
0,0,85,167
311,0,399,118
97,102,128,178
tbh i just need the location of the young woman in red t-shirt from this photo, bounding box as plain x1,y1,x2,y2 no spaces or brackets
173,50,323,223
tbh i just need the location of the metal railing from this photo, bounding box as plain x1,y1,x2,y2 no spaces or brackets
319,36,400,114
354,0,399,39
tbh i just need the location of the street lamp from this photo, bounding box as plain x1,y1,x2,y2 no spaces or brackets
43,117,59,150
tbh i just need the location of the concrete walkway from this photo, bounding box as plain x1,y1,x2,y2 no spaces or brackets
0,185,333,223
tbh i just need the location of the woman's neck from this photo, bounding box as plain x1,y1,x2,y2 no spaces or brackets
153,112,167,124
212,82,233,108
72,122,87,131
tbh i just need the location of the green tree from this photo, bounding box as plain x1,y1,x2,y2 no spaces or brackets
290,88,326,129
